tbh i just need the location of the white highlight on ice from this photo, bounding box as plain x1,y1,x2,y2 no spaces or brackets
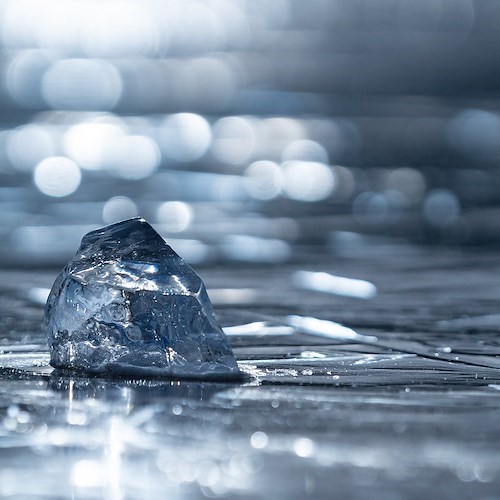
293,271,377,299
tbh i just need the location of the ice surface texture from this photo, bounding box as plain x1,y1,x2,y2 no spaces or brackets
44,218,241,380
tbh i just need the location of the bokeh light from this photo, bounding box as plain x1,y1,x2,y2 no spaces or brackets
6,124,56,172
6,50,54,108
64,120,126,171
353,192,390,225
81,2,159,58
102,196,138,224
258,118,306,158
222,235,290,263
281,139,329,164
386,167,426,203
106,135,160,180
423,189,461,227
211,117,255,166
159,113,212,162
332,165,356,202
1,0,499,265
281,161,335,202
156,201,193,233
448,109,500,157
33,156,81,197
42,59,123,110
244,161,282,200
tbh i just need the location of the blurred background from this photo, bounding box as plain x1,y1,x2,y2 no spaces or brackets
1,0,499,266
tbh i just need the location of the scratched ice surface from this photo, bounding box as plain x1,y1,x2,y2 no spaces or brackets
44,218,240,380
2,240,500,498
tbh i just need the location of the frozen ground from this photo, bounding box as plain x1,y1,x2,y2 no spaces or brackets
1,239,500,499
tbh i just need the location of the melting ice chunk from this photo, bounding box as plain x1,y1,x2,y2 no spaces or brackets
44,218,241,380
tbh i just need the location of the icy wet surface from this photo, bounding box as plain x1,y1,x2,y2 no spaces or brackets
2,242,500,498
45,218,240,380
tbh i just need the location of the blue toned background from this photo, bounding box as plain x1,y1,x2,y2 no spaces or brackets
0,0,499,266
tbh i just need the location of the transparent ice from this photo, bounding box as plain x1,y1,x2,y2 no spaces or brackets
44,218,241,379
